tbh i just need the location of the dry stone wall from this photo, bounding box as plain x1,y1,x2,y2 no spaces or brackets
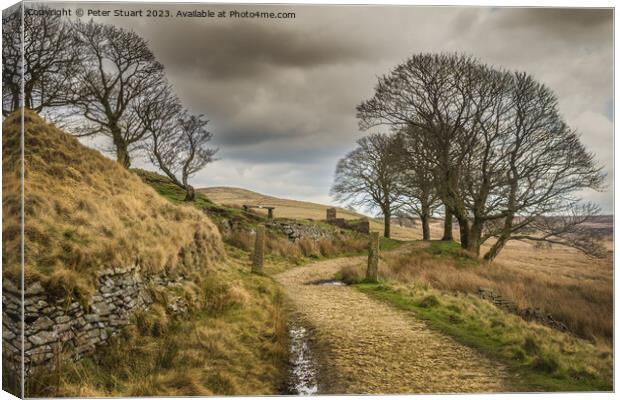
2,264,192,376
266,221,329,241
478,287,569,332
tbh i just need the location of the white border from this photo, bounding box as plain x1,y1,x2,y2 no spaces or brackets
0,1,615,400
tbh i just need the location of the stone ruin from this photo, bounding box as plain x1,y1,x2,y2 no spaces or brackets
324,208,370,234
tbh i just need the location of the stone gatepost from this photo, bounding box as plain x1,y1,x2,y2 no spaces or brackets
366,232,379,282
252,225,266,273
326,207,337,220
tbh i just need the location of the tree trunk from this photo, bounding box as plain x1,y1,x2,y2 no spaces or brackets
115,145,131,168
383,208,391,238
466,220,482,256
184,185,196,202
111,127,131,168
483,214,514,262
24,85,33,110
442,212,453,241
457,216,469,249
483,234,509,262
421,214,431,241
5,86,20,115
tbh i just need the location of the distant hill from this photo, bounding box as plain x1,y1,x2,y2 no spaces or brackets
199,186,423,240
199,186,365,221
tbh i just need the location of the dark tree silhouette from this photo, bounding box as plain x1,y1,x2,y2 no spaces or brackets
357,53,605,259
2,6,79,116
140,93,218,202
393,130,441,241
357,54,486,244
69,20,167,168
331,133,402,238
476,72,606,260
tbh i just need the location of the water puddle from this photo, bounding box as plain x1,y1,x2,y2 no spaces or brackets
309,279,347,286
287,322,319,395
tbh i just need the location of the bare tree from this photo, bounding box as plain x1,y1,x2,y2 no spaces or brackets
141,99,218,202
357,53,485,244
330,133,402,238
3,6,79,116
2,7,21,116
68,20,167,168
393,130,441,240
357,53,604,259
477,72,605,260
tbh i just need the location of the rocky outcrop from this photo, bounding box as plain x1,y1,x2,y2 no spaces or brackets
2,265,194,376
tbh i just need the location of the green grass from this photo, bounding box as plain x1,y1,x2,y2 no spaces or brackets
354,282,612,392
380,237,403,251
423,240,479,267
132,169,265,231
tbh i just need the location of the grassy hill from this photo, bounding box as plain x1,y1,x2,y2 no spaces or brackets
199,187,422,240
2,110,224,300
199,187,364,221
4,111,290,397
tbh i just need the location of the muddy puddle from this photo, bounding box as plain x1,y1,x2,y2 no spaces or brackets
308,279,347,286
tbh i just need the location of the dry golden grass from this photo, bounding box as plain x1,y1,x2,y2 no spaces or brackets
2,110,225,299
340,241,612,345
224,229,368,264
379,218,614,344
26,259,289,397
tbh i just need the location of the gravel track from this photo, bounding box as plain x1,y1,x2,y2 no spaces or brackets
275,255,509,394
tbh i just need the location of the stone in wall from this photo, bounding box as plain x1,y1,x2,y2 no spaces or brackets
2,265,194,377
345,219,370,234
266,220,329,241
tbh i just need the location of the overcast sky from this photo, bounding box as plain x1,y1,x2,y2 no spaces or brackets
64,4,613,213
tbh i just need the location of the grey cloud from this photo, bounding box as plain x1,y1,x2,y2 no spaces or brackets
61,3,613,213
497,8,612,31
136,16,375,80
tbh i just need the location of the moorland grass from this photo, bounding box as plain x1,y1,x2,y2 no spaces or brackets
337,242,613,392
340,241,612,343
2,110,224,303
4,111,289,397
355,282,612,392
26,261,289,397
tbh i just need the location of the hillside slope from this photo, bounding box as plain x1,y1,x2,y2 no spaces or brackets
199,187,365,221
2,110,224,297
199,186,421,240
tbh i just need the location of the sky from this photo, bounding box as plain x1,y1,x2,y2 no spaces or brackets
55,3,614,213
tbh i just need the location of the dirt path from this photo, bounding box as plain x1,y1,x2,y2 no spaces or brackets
275,255,510,394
